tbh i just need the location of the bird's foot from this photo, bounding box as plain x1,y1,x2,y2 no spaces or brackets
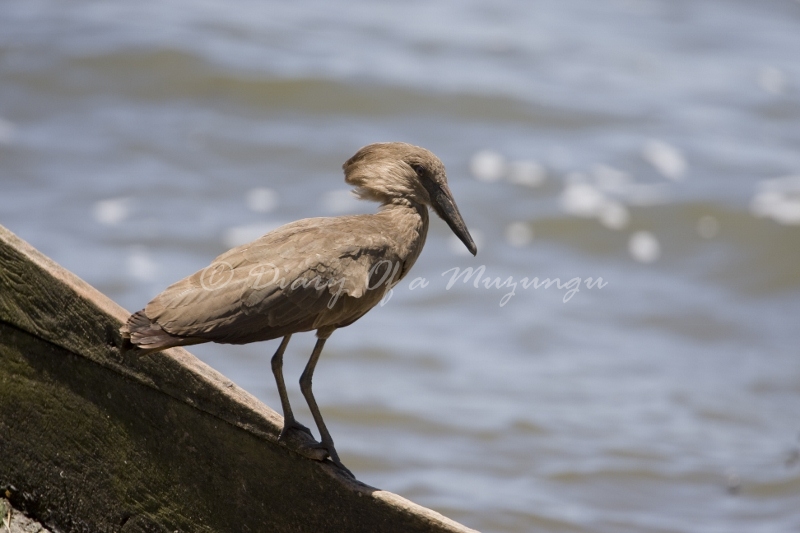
278,419,314,441
277,421,355,478
278,421,328,461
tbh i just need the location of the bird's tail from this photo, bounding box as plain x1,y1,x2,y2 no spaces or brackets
120,309,199,355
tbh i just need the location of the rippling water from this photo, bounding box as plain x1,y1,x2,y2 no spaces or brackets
3,1,800,532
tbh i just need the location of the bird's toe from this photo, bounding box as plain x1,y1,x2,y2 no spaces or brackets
314,441,354,478
326,456,355,479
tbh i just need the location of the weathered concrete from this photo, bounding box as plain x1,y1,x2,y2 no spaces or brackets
0,224,478,533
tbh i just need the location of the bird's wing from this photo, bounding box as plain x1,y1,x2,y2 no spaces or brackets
145,217,398,342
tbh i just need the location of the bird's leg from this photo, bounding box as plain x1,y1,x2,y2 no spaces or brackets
299,335,353,477
271,334,312,440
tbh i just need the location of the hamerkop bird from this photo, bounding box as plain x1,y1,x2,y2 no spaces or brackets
121,142,477,474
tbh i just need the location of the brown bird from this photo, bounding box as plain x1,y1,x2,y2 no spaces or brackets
121,142,477,474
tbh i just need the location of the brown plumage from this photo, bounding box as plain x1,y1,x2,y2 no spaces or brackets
121,142,476,474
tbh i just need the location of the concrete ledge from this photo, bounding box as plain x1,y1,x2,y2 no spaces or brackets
0,224,478,533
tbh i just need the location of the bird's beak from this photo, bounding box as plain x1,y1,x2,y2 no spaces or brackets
431,184,477,256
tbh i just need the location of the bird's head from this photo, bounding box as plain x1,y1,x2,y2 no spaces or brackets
343,142,477,256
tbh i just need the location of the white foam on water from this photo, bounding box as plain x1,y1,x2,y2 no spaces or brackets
93,197,131,226
598,201,630,230
642,139,687,181
127,246,158,282
245,187,279,213
560,182,607,218
560,177,631,230
751,176,800,225
505,222,534,247
506,160,546,187
628,231,661,263
757,65,788,95
469,150,506,182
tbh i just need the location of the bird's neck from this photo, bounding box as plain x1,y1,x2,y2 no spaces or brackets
377,200,429,277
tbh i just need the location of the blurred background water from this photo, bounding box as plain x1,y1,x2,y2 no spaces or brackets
3,1,800,531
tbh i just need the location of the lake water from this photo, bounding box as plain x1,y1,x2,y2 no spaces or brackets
3,1,800,531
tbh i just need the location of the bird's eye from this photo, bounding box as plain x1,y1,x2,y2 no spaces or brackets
410,164,425,176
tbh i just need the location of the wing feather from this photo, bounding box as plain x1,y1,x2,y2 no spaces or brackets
142,216,399,344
